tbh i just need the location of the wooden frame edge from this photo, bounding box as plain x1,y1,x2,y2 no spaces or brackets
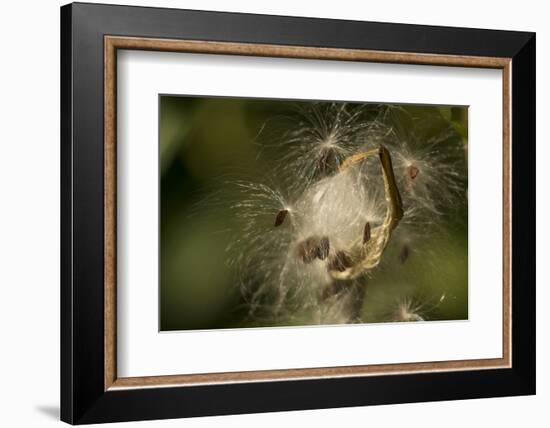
110,357,508,390
104,37,117,390
502,61,512,369
105,36,511,68
103,35,512,391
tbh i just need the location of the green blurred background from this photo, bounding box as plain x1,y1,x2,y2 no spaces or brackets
159,95,468,331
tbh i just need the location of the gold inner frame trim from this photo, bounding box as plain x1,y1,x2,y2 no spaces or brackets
104,35,512,391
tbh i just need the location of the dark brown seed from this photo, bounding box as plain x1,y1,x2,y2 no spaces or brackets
274,209,288,227
408,165,420,180
318,147,337,175
297,237,320,264
399,244,410,264
317,236,330,260
328,250,353,272
363,222,371,244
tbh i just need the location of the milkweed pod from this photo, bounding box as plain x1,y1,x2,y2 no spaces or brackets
328,250,353,272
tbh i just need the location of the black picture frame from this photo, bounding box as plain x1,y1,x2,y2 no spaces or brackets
61,2,535,424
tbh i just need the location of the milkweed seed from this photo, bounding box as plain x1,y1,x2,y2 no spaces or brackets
328,250,353,272
297,237,320,264
318,147,337,175
408,165,420,180
363,222,371,244
274,209,288,227
317,236,330,260
399,244,410,264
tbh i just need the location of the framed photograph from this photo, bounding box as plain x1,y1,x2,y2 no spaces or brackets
60,2,535,424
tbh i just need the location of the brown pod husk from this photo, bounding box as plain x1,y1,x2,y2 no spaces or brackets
328,250,353,272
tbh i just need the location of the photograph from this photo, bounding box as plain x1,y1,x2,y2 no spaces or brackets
160,96,469,331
